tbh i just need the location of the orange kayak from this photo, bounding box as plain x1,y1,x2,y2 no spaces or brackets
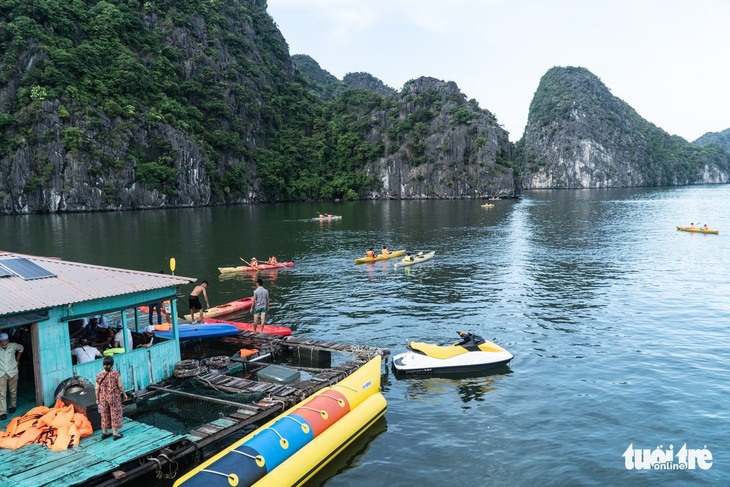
183,297,253,321
355,249,406,264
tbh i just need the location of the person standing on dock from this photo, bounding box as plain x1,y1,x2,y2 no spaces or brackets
95,356,127,440
0,332,23,420
188,281,210,324
250,278,269,334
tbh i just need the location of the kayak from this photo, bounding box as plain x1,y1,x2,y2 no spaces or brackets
481,203,495,208
155,323,239,340
314,215,342,221
394,251,436,268
677,226,719,235
182,297,253,321
355,249,406,264
218,261,294,273
203,318,292,336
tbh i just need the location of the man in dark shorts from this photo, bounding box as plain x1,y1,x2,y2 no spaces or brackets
188,281,210,323
250,278,269,334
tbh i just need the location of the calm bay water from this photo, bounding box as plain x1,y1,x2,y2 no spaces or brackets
1,186,729,486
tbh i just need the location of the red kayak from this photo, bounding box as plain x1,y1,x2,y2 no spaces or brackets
183,297,253,321
218,261,294,273
203,318,292,336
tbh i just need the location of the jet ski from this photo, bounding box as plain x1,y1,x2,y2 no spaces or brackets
391,331,513,375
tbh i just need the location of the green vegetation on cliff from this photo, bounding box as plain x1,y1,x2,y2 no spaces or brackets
0,0,386,203
520,66,730,187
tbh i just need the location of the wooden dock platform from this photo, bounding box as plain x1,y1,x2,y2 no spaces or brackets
0,414,187,487
0,334,389,486
232,330,391,362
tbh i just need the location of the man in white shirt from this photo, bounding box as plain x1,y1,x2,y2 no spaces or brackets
0,332,24,420
113,325,133,351
71,339,102,364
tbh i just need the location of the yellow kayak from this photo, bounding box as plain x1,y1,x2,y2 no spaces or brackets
355,249,406,264
677,226,719,235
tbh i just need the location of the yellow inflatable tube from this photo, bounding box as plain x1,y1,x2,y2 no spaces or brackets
174,355,386,487
255,392,386,487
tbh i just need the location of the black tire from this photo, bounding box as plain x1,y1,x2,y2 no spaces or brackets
202,356,229,369
174,359,199,371
174,365,208,378
54,376,94,400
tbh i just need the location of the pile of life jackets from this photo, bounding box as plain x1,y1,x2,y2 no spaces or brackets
0,398,93,451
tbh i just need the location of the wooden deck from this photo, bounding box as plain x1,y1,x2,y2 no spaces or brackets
0,334,390,486
232,330,391,361
184,360,364,447
0,413,185,487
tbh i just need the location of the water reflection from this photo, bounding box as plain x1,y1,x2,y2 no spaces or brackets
302,416,387,487
391,367,512,407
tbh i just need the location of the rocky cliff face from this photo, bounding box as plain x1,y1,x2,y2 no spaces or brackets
519,67,730,189
362,77,517,199
0,1,518,215
0,0,291,214
15,5,727,214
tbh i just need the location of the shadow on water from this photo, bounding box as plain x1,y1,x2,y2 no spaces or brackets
302,416,388,487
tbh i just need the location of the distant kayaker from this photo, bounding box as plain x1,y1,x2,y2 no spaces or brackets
250,278,270,334
250,257,258,267
690,222,696,229
703,224,709,230
403,253,412,262
268,256,278,264
366,248,376,259
188,281,210,323
381,246,390,255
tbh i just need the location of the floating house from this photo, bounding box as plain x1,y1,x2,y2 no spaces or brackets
0,251,388,486
0,251,195,409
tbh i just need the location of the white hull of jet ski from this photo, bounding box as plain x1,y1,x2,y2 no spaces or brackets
392,332,513,375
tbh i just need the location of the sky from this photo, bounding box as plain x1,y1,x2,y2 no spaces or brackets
266,0,730,143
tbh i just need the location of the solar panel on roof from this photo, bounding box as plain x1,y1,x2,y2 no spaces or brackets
0,267,11,278
0,258,56,280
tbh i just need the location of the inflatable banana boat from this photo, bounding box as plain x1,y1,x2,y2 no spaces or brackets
392,331,513,375
174,355,386,487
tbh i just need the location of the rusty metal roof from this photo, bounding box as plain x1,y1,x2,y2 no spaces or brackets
0,251,197,315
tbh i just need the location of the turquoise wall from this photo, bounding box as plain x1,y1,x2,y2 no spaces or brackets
37,287,181,405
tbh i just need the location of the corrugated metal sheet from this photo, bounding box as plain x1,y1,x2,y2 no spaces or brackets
0,252,197,315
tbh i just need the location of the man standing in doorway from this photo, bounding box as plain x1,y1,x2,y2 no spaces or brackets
250,278,269,334
0,332,24,420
